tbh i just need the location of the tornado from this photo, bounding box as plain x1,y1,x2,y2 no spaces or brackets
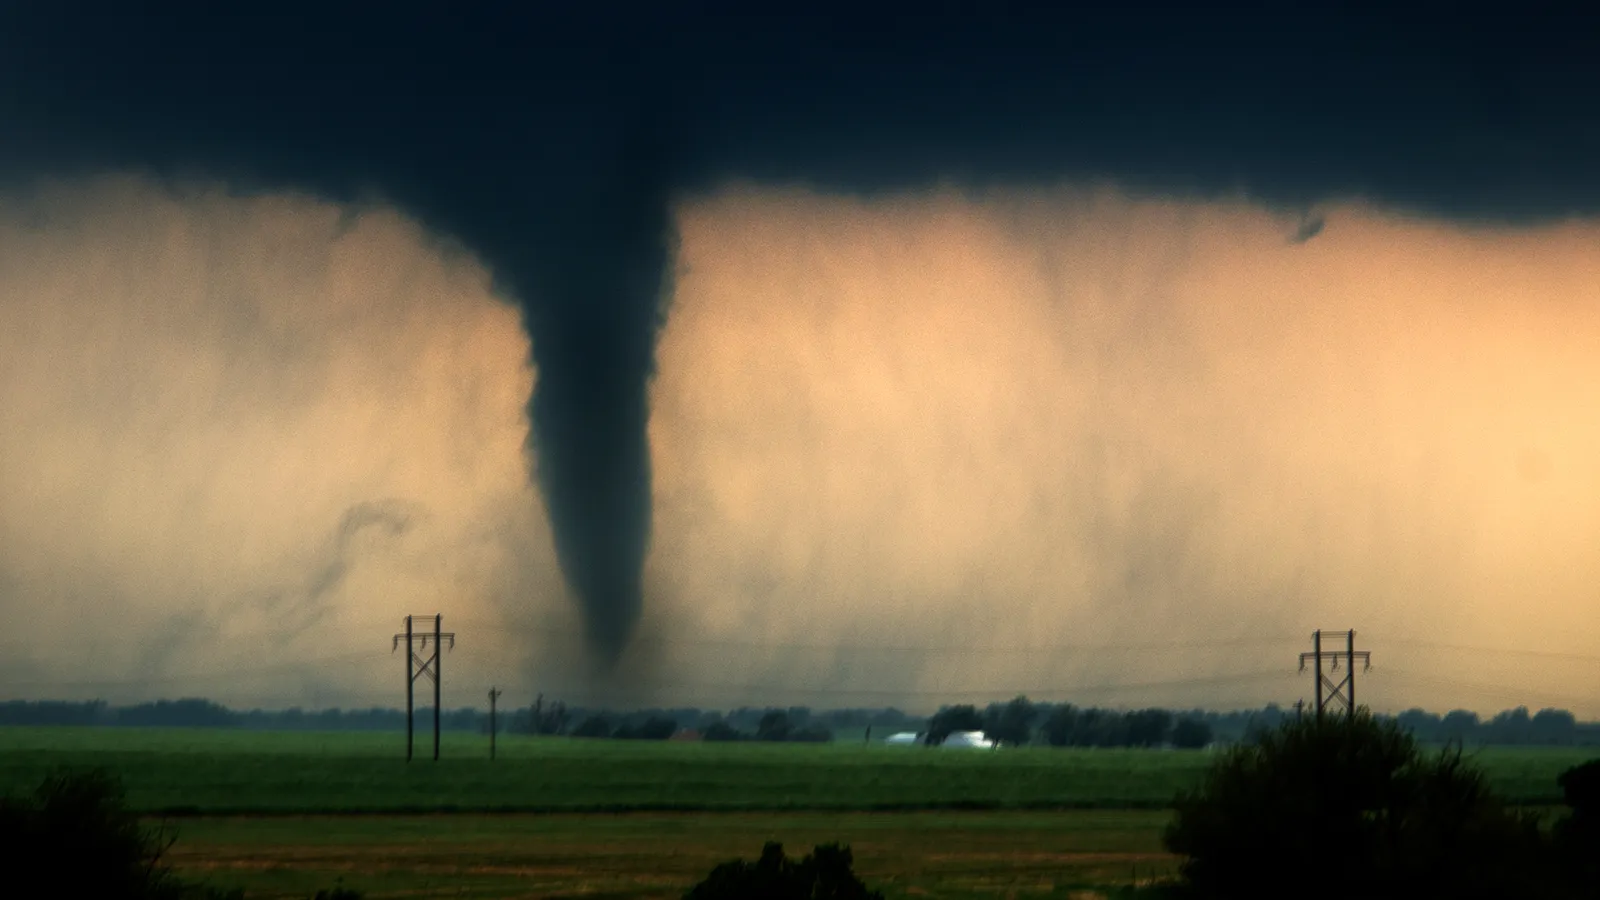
400,96,678,666
511,118,676,665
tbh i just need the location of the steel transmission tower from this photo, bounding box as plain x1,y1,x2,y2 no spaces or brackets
1298,629,1370,719
393,614,455,761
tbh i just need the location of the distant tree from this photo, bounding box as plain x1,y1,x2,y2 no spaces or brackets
925,705,983,746
570,716,612,738
1124,708,1173,747
1532,708,1578,744
1076,708,1128,747
614,716,677,740
983,696,1038,746
525,694,570,735
1170,718,1213,749
1395,707,1442,741
1441,708,1481,742
1040,705,1079,747
787,724,834,743
785,706,813,729
443,707,480,731
1165,710,1547,899
0,700,107,726
701,721,745,742
115,698,236,728
684,842,882,900
1488,706,1533,744
756,710,791,742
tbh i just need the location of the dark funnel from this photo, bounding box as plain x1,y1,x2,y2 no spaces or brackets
502,110,676,665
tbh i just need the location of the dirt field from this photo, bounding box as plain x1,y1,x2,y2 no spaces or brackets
162,810,1179,899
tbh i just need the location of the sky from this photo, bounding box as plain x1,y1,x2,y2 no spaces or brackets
0,4,1598,715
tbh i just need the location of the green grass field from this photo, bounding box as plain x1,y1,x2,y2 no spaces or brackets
0,726,1588,814
2,727,1592,898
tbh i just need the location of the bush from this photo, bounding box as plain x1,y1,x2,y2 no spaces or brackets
1164,710,1547,899
1554,758,1600,887
684,842,882,899
0,768,253,899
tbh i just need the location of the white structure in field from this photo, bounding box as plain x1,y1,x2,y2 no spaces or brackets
940,730,995,749
882,730,996,748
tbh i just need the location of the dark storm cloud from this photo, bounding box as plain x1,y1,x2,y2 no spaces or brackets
1,2,1595,665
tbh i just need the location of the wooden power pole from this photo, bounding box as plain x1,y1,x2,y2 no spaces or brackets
488,687,503,760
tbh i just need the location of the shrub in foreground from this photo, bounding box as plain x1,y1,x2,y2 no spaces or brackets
0,768,368,899
1164,710,1547,900
684,841,882,899
0,767,192,899
1554,758,1600,887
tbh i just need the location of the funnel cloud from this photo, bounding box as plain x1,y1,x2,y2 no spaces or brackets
0,4,1598,678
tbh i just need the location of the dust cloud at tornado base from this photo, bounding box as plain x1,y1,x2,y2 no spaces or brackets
1,178,1596,715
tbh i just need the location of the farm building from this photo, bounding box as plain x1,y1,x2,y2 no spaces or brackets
882,730,995,748
941,730,995,749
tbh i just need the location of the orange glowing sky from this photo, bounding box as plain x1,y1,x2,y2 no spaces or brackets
1,177,1597,715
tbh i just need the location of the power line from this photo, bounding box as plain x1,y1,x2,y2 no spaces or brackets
9,629,1597,713
1377,668,1600,711
449,620,1306,655
1375,639,1600,665
519,669,1291,701
1,650,387,689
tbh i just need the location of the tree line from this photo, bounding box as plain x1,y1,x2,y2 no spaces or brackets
516,702,846,743
924,697,1217,748
3,697,1597,747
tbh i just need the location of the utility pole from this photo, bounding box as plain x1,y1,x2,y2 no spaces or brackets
488,687,503,761
392,614,455,761
433,614,443,761
1297,629,1370,719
